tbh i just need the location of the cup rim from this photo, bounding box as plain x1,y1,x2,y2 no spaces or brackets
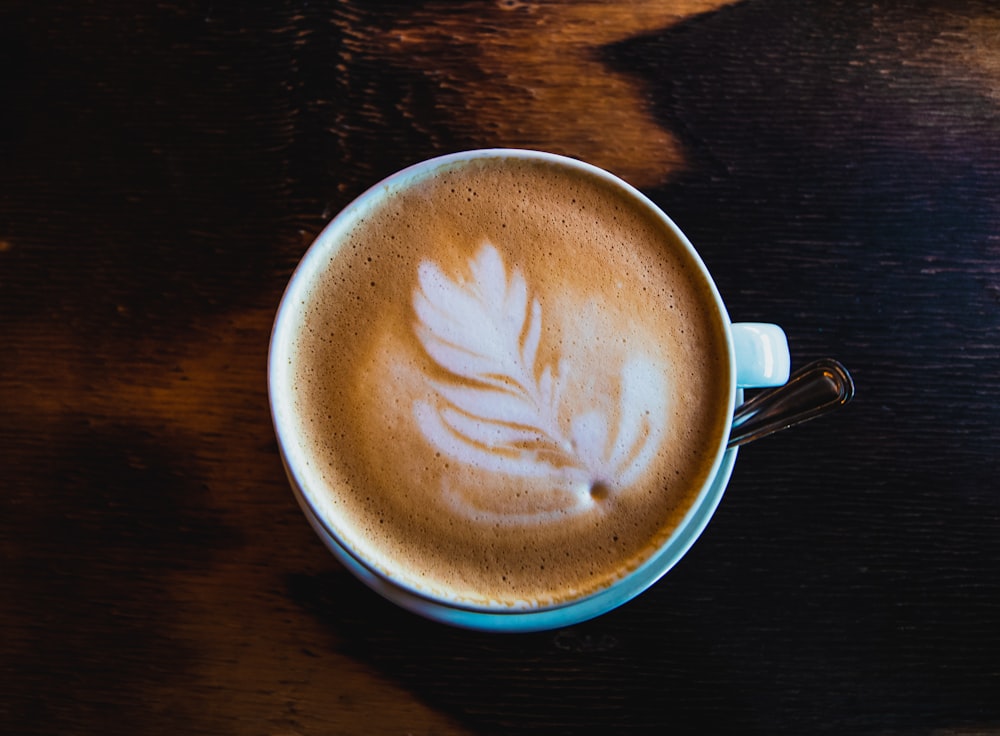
268,148,738,618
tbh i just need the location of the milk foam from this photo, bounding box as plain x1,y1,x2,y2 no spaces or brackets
285,155,731,608
412,242,668,524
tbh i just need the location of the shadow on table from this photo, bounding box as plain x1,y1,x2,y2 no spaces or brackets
288,569,753,735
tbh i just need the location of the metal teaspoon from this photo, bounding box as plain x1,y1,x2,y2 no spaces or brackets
728,358,855,448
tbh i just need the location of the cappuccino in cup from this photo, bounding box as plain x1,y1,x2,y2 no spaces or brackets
270,150,787,628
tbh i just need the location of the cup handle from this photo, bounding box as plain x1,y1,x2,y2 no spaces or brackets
732,323,790,388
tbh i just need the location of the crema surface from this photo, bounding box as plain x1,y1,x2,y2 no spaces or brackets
283,155,731,608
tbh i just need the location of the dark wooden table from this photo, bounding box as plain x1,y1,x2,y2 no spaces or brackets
3,1,998,733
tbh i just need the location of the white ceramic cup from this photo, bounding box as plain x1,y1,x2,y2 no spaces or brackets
269,149,789,632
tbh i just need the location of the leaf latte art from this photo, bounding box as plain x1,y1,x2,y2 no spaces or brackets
411,243,668,524
283,155,731,607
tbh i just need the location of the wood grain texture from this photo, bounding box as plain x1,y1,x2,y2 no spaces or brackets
1,0,999,734
370,0,739,187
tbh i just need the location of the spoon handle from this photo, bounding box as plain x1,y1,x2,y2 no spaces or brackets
728,358,855,448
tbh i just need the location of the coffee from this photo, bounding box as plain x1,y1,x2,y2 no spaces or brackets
279,154,731,608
